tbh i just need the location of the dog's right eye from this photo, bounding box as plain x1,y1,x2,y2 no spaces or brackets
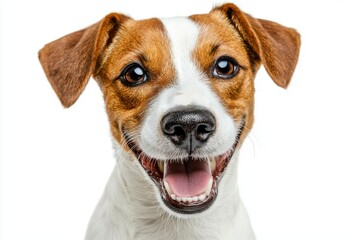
119,63,148,86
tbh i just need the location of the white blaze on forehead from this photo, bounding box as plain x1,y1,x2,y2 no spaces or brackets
160,17,212,107
160,17,199,82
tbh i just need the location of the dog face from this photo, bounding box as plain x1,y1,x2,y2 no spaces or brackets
39,4,300,215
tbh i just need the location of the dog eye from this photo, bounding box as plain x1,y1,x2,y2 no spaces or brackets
212,57,239,79
120,63,148,86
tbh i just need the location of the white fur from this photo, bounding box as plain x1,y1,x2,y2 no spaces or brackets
85,17,255,240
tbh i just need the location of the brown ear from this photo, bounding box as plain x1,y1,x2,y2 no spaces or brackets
38,13,129,107
212,4,301,88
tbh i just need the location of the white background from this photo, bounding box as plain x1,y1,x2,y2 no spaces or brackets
1,0,360,239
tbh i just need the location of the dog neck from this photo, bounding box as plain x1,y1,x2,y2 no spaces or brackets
85,143,255,240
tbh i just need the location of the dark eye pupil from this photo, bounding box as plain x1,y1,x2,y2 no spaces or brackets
217,60,232,74
120,63,148,86
128,67,144,81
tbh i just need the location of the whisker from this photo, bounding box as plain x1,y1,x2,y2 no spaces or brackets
241,125,258,159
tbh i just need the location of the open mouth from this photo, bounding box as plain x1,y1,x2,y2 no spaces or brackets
124,121,245,214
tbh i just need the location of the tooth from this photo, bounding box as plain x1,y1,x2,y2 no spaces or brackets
164,181,171,195
157,161,164,173
198,194,206,201
210,157,216,172
171,194,176,200
181,197,188,202
187,197,193,203
176,197,182,202
192,196,199,202
205,177,213,196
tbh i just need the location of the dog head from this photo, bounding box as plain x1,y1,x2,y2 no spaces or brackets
39,4,300,215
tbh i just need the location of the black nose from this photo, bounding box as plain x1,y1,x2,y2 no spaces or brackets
161,107,216,154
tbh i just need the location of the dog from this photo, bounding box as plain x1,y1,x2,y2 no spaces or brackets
39,3,300,240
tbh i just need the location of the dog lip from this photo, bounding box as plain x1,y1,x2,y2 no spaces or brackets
122,117,246,214
162,184,218,214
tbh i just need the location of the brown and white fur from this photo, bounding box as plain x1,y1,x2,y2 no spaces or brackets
39,3,300,240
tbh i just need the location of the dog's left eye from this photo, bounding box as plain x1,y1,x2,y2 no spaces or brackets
212,57,239,79
120,63,148,86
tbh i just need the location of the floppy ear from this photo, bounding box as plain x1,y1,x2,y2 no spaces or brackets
212,4,301,88
38,13,129,107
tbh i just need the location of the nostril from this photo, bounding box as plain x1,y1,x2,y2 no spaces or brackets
173,126,186,138
197,123,215,133
165,125,187,144
196,123,215,141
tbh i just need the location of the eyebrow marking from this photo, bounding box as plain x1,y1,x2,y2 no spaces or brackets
139,53,148,63
210,44,220,56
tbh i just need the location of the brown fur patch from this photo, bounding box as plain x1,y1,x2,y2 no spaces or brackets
190,13,256,139
39,15,175,148
94,18,175,147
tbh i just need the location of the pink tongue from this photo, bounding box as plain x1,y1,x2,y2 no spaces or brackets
165,160,211,197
